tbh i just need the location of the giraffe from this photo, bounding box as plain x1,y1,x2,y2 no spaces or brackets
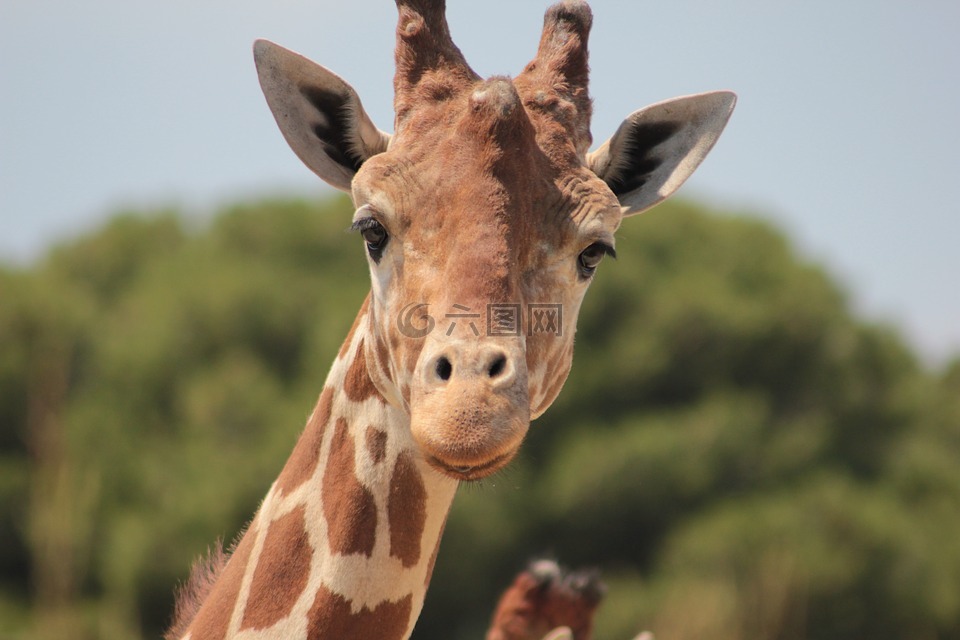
166,0,734,638
486,559,606,640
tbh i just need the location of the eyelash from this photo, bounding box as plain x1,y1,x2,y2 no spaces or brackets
577,242,616,278
350,217,389,263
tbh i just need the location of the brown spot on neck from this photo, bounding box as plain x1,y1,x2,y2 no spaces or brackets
365,426,388,465
343,338,386,403
307,586,412,640
387,452,428,568
374,333,393,385
322,418,378,557
276,387,334,495
240,505,313,631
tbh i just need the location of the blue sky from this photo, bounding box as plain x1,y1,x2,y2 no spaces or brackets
2,1,958,364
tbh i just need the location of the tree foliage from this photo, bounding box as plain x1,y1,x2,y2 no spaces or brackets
0,196,957,640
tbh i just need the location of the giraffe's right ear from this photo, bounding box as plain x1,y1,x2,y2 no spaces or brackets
587,91,736,216
254,39,391,192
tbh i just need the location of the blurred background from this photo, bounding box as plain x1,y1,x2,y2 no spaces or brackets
1,1,959,639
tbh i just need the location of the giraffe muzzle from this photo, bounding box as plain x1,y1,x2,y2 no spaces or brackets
409,339,530,481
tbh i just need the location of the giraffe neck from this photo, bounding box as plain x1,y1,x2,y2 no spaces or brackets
180,295,459,640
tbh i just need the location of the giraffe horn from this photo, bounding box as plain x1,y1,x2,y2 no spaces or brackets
461,76,535,148
516,0,594,157
393,0,479,128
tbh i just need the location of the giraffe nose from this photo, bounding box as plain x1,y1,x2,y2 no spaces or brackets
412,339,530,480
427,343,517,390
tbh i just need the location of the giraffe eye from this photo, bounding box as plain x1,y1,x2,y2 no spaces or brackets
352,218,389,263
577,242,615,279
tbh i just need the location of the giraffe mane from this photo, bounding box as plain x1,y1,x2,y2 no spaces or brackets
165,525,249,640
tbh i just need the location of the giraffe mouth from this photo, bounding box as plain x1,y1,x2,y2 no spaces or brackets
426,449,517,481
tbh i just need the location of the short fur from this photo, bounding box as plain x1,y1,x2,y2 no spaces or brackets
166,541,230,640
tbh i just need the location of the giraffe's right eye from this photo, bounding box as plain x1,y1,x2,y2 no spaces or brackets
351,218,389,263
577,241,615,279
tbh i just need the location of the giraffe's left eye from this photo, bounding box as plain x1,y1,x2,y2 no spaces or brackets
577,242,615,279
352,218,389,263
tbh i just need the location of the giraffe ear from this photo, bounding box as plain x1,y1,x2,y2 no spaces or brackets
587,91,736,216
254,39,391,192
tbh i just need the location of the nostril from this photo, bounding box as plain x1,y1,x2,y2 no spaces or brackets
435,356,453,382
488,354,507,379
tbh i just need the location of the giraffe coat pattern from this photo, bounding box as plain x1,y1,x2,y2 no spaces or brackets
167,0,734,637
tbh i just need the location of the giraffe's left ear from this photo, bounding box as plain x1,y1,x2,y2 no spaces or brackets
254,39,391,192
587,91,736,216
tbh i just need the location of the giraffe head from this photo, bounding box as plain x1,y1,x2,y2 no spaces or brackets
254,0,734,481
